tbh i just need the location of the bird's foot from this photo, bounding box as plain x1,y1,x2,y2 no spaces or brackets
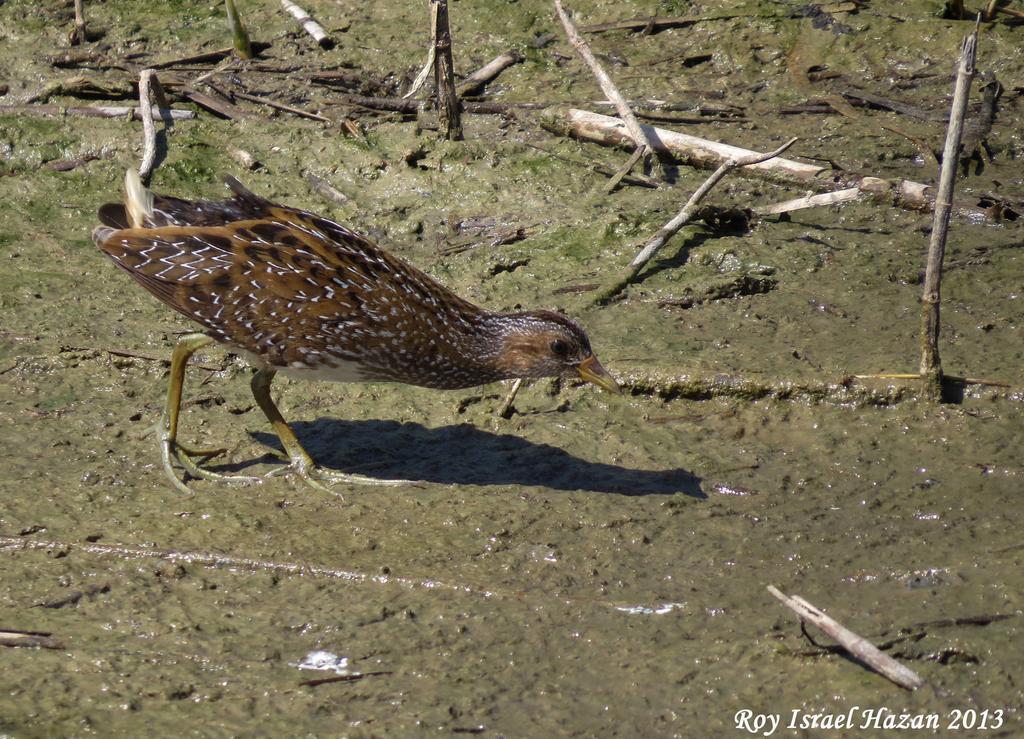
161,436,260,495
264,455,414,495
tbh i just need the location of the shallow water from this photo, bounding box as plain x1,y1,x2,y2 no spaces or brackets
1,0,1022,735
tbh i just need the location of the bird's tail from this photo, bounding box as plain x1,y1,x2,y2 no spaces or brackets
124,169,154,229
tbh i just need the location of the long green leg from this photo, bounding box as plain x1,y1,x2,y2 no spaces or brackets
251,367,411,491
160,333,258,493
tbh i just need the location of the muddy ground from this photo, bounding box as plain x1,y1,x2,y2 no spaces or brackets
1,0,1022,736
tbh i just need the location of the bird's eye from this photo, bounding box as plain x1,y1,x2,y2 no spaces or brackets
550,339,569,356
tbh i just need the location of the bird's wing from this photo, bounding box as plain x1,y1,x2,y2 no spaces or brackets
92,211,472,368
97,176,277,230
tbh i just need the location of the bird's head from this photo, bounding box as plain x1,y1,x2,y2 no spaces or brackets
491,310,619,392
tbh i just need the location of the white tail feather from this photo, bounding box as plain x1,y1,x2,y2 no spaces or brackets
124,169,154,229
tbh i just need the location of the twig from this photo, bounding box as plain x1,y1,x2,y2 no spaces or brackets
331,94,544,116
753,186,861,216
180,86,248,119
498,378,523,418
0,629,64,649
59,345,223,372
542,107,1005,219
554,1,660,176
230,90,331,122
919,23,978,401
839,87,945,123
521,142,659,189
281,0,335,49
304,171,349,205
655,274,776,308
544,108,821,180
151,45,270,69
0,104,194,121
431,0,463,140
43,152,107,172
456,50,524,95
604,145,647,193
23,76,134,104
579,13,756,34
299,671,392,687
138,69,172,185
767,585,925,690
589,138,795,303
404,32,436,100
0,535,499,600
191,56,239,86
853,373,1009,388
991,3,1024,19
612,371,922,406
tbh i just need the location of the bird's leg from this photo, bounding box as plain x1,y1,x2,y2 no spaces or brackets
250,367,410,490
160,332,259,493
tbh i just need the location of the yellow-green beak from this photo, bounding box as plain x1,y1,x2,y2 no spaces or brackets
577,355,620,393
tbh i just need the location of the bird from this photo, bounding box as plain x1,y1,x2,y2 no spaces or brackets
93,170,618,494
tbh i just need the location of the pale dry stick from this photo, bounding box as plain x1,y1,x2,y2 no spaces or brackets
1,535,694,615
0,629,63,649
920,25,978,401
767,585,925,690
0,105,195,121
554,0,661,176
432,0,463,140
280,0,335,49
148,73,173,117
588,137,795,305
0,536,468,593
138,69,172,185
631,137,797,270
404,17,436,101
854,372,1009,388
138,71,157,181
304,171,349,205
404,48,435,99
542,107,999,218
498,378,524,418
0,535,526,609
192,57,237,87
753,186,861,216
546,108,822,179
456,49,524,95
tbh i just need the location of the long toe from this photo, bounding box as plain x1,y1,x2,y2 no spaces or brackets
263,458,417,493
169,442,261,486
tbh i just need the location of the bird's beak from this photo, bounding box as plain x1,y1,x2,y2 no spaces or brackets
577,355,620,393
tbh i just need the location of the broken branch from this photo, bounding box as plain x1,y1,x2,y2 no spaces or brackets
768,585,924,690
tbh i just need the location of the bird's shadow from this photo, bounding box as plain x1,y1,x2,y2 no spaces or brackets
247,419,705,498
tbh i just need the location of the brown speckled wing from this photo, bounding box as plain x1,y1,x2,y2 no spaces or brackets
97,176,276,230
94,205,485,379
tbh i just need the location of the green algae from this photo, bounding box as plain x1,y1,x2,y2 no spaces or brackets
1,0,1023,735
